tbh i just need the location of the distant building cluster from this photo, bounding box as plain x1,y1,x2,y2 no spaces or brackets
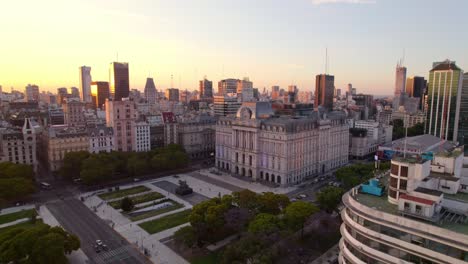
0,57,466,187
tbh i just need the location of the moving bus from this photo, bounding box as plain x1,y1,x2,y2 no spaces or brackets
40,182,51,190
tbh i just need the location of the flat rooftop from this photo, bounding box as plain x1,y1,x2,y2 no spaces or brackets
353,176,468,235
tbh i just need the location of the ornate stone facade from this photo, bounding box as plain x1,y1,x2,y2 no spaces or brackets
215,102,349,186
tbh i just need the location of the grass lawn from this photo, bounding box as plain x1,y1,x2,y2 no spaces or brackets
130,202,184,222
191,250,222,264
109,192,164,209
0,220,45,235
0,209,35,225
99,185,150,200
139,209,191,234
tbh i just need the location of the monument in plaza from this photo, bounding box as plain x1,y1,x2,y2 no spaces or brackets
175,180,193,195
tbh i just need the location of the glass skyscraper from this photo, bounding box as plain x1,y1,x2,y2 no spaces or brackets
425,60,463,141
109,62,129,101
460,73,468,153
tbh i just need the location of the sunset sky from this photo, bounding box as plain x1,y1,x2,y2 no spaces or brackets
1,0,467,95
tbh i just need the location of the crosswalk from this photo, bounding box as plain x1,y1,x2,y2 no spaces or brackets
93,245,133,264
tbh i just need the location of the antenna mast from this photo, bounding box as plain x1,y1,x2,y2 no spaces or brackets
171,74,174,88
325,47,328,74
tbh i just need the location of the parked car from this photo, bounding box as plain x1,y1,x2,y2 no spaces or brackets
299,194,307,199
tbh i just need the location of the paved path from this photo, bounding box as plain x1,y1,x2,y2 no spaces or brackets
0,218,29,229
47,197,151,264
0,204,35,215
309,243,340,264
188,171,244,192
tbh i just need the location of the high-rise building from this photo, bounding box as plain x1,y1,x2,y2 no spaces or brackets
109,62,129,101
165,88,179,102
79,66,92,103
63,99,86,127
218,79,238,95
236,77,253,93
90,81,110,109
199,78,213,98
406,76,426,98
57,87,68,105
144,77,157,104
314,74,334,111
214,95,241,116
425,60,463,141
339,147,468,264
70,87,80,98
393,63,407,109
347,83,353,96
105,98,138,152
271,86,280,100
459,73,468,152
25,84,40,102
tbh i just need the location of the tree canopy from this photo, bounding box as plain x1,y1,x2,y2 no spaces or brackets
0,223,80,264
0,162,35,203
60,144,190,185
316,186,345,213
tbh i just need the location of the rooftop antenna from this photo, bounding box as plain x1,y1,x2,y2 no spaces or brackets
116,52,119,62
402,48,405,65
171,74,174,88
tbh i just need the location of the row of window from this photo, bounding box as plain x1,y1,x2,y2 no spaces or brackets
346,208,468,261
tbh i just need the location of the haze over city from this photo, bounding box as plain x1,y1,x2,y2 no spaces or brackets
2,0,468,95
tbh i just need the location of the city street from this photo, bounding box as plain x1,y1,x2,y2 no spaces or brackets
47,197,151,264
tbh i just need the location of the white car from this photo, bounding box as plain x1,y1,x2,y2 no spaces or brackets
96,240,103,246
299,194,307,199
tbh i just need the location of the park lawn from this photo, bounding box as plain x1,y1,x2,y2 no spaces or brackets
0,220,45,235
130,202,184,222
99,186,150,200
0,209,35,225
139,209,191,234
109,192,164,209
191,250,222,264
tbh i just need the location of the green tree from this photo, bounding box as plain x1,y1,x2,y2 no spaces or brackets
248,213,280,235
174,226,196,248
257,192,290,215
120,197,134,212
31,232,68,264
59,151,90,180
284,201,318,239
233,190,259,211
317,187,345,213
0,177,35,201
127,154,149,176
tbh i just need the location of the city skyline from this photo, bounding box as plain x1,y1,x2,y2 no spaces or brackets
1,0,468,95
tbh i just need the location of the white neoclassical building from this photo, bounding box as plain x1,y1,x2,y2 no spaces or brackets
215,102,349,186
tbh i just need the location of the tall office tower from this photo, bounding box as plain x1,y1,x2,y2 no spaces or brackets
218,79,238,95
57,87,69,105
105,98,138,152
144,77,157,104
109,62,129,101
314,74,335,111
406,76,426,98
25,84,40,102
199,78,213,98
347,83,352,97
70,87,80,98
90,81,110,109
79,66,92,103
165,88,179,102
393,63,407,109
426,60,463,141
459,73,468,151
213,95,241,116
236,78,254,102
271,86,280,100
335,88,341,98
63,99,86,127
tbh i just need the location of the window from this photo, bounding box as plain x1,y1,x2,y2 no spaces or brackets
399,179,407,190
390,177,398,188
404,202,410,211
400,166,408,177
391,164,399,175
415,205,422,214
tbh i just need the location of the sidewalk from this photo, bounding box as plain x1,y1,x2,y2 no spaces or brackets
309,242,340,264
0,204,35,216
0,218,29,229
